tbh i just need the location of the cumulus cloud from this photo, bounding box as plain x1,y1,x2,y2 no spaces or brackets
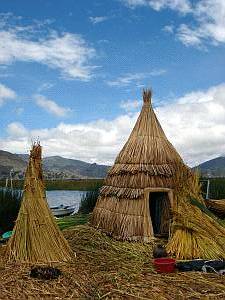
123,0,225,47
7,122,28,137
1,83,225,166
0,16,96,80
1,115,138,165
157,83,225,165
0,83,16,106
35,95,72,117
177,0,225,46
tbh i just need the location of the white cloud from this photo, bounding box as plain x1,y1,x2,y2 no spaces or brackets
177,0,225,46
0,18,96,80
1,83,225,166
0,83,16,106
106,70,166,87
123,0,225,47
35,95,72,117
120,99,142,111
123,0,191,13
163,25,174,34
156,83,225,166
177,24,203,47
1,115,138,165
7,122,28,137
89,16,108,24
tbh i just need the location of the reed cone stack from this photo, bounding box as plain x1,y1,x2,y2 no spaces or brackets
5,143,74,263
91,89,225,259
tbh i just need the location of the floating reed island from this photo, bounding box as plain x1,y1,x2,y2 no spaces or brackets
91,89,225,260
5,143,74,264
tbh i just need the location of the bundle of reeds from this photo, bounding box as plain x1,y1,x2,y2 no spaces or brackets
5,143,74,263
166,165,225,260
205,199,225,218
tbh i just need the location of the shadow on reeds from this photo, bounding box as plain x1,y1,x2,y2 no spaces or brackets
0,188,22,233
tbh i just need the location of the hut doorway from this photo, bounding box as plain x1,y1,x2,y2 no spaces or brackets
149,192,172,237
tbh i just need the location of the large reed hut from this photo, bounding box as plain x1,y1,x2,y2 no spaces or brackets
92,89,185,241
92,89,225,259
6,143,73,263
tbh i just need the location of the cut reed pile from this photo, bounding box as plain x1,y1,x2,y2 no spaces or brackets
5,143,73,263
1,225,225,299
205,199,225,218
167,166,225,260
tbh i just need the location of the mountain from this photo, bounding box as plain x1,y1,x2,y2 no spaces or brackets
42,156,109,179
194,157,225,177
2,149,225,179
0,150,110,179
0,150,26,178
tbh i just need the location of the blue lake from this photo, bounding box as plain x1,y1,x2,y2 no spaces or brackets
46,190,87,213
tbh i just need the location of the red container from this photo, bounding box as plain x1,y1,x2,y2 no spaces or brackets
153,258,176,273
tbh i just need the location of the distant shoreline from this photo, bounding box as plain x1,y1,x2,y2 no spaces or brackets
0,178,104,191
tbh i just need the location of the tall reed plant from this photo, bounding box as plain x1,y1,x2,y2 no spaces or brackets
78,183,102,214
0,188,22,233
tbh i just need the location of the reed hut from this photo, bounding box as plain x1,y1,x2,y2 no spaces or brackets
92,89,225,259
6,143,73,263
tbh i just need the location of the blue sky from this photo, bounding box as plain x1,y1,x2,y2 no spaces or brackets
0,0,225,165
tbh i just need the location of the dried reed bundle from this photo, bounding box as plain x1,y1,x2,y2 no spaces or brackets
205,199,225,217
166,165,225,259
5,143,74,263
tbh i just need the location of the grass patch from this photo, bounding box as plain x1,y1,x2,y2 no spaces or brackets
56,214,89,230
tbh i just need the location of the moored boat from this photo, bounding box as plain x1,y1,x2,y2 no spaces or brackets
50,204,75,217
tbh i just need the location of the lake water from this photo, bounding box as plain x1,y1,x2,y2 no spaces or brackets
46,190,87,213
0,188,86,214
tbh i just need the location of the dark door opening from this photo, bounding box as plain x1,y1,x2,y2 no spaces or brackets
149,192,171,237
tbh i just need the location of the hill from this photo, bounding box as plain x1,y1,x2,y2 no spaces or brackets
42,156,109,179
0,150,26,178
195,156,225,177
0,150,110,179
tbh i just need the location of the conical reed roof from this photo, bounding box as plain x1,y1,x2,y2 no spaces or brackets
115,89,182,165
6,144,73,263
100,89,186,199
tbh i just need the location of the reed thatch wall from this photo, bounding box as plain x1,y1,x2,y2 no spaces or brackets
93,195,153,241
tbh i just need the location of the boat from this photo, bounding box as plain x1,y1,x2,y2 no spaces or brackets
50,204,75,217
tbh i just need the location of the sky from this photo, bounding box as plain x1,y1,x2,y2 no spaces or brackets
0,0,225,166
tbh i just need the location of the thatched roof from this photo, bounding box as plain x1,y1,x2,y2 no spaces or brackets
102,89,187,199
6,144,73,263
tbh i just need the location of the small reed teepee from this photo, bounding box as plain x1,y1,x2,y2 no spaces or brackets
6,143,73,263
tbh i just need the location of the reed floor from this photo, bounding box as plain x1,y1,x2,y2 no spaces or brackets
0,225,225,299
